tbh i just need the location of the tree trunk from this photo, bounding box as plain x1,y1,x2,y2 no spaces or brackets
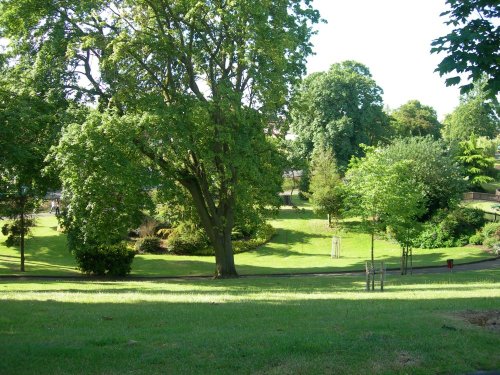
370,230,375,291
180,175,238,278
20,196,25,272
212,229,238,278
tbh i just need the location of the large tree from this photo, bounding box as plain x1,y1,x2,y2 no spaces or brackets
389,100,441,139
431,0,499,97
290,61,389,172
0,0,319,278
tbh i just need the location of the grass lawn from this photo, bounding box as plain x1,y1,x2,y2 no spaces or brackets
1,202,495,277
0,271,498,374
462,200,500,213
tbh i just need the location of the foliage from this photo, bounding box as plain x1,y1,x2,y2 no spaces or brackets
481,222,500,248
49,111,153,251
442,84,499,142
346,146,427,266
415,207,487,248
135,236,163,254
457,134,496,189
0,75,66,271
0,0,320,278
389,100,441,139
468,232,484,245
232,223,275,254
374,137,466,219
166,222,210,255
291,61,389,172
1,218,35,247
431,0,500,97
308,146,345,226
73,242,135,277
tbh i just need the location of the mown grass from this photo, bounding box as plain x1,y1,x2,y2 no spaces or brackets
1,202,495,277
0,270,498,374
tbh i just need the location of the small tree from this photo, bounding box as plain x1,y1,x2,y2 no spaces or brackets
457,134,496,190
347,148,427,274
308,146,345,228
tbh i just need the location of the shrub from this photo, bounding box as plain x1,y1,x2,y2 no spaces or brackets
156,228,173,239
469,232,484,245
481,222,500,249
74,242,135,276
166,223,210,255
233,223,275,254
135,236,163,254
414,207,487,248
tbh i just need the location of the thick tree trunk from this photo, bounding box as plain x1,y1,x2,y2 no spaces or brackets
180,175,238,278
212,230,238,278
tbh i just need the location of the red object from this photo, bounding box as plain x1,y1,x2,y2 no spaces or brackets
447,259,454,269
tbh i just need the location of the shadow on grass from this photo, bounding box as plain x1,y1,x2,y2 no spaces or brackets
0,290,498,375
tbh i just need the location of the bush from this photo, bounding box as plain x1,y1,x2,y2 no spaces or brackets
135,236,163,254
156,228,173,239
481,222,500,249
74,242,135,276
232,223,275,254
469,232,484,245
166,223,210,255
415,207,487,248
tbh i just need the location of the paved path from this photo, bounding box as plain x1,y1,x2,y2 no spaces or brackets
1,257,498,281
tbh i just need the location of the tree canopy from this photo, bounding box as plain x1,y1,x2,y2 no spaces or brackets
442,85,499,142
290,61,389,172
431,0,500,97
389,100,441,139
362,137,465,220
0,0,320,277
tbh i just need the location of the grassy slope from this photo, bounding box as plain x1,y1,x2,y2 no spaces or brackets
0,203,494,277
0,271,498,375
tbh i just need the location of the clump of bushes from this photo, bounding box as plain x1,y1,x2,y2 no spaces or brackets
415,207,486,248
233,223,275,253
73,242,135,276
470,222,500,254
135,236,163,254
166,222,210,255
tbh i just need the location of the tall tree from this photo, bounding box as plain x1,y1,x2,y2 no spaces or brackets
290,61,389,172
0,0,319,278
389,100,441,139
431,0,499,97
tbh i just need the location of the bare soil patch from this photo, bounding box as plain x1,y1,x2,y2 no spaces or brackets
459,310,500,331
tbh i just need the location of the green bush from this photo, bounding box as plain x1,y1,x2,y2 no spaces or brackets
469,232,484,245
74,242,135,276
166,223,210,255
481,222,500,249
135,236,163,254
233,223,275,254
415,207,486,248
